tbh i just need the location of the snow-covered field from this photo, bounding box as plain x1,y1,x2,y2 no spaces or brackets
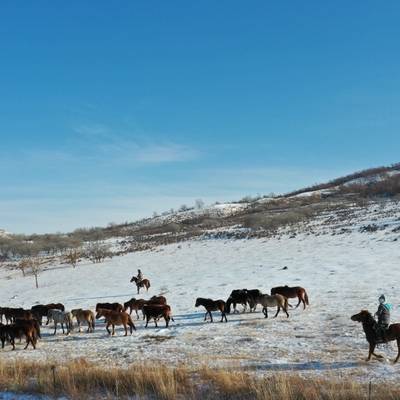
1,202,400,383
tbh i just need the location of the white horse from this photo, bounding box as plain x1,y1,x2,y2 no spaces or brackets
47,309,73,335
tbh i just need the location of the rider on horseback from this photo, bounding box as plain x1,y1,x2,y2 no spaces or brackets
374,294,392,342
137,269,143,284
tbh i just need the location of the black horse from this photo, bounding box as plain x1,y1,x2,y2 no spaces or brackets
226,289,262,313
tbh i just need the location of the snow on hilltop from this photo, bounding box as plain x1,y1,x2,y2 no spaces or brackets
1,200,400,383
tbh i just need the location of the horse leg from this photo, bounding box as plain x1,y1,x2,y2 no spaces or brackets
53,323,57,335
210,312,213,323
302,295,306,310
124,324,128,336
295,296,301,308
61,323,65,334
145,317,149,328
137,285,140,295
367,343,376,361
263,307,268,318
274,307,280,318
204,312,208,321
135,310,139,320
154,318,158,328
106,322,111,335
395,339,400,363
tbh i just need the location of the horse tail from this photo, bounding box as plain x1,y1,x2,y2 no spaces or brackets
147,280,151,289
284,296,289,311
128,316,136,331
226,297,232,314
304,291,309,305
36,322,41,339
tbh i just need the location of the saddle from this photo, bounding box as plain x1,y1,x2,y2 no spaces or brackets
374,324,389,344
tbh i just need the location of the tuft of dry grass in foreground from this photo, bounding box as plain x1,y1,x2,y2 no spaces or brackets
0,358,399,399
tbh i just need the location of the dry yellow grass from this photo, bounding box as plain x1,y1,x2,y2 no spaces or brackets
0,358,399,399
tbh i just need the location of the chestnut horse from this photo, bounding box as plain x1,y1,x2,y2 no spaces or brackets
130,276,151,294
195,298,227,322
271,286,309,309
351,310,400,362
95,309,136,336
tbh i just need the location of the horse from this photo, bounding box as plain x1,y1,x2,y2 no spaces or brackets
226,290,250,314
1,307,27,324
254,294,289,318
130,276,151,294
47,309,73,335
351,310,400,362
123,298,146,318
95,309,136,336
15,318,41,340
31,303,65,325
95,302,124,313
271,286,309,309
195,298,227,322
143,304,174,328
0,324,37,350
226,289,262,313
71,309,95,333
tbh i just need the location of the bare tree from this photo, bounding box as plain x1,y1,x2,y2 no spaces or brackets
85,241,112,264
179,204,189,212
195,199,205,210
30,257,45,289
18,258,30,277
65,248,81,268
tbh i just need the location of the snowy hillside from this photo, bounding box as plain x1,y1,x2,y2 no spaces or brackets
1,200,400,383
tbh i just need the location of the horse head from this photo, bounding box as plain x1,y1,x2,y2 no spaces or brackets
130,276,137,283
351,310,373,324
195,298,201,307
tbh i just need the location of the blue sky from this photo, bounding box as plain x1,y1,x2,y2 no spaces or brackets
1,1,399,233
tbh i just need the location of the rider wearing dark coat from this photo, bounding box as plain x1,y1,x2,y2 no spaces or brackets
375,294,391,341
137,269,143,282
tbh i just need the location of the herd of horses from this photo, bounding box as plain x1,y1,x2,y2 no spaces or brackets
1,272,399,364
0,281,309,352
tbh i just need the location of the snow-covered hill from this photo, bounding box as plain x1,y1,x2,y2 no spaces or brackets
1,200,400,383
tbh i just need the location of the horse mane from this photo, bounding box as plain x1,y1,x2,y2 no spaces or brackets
362,310,376,325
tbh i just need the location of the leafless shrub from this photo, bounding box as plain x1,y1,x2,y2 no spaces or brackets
84,241,112,263
29,257,45,289
64,248,81,268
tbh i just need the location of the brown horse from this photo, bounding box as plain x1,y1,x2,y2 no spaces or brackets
195,298,227,322
143,304,174,328
271,286,309,309
130,276,151,294
95,309,136,336
71,309,95,333
123,298,147,319
95,302,124,313
351,310,400,362
0,324,37,350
